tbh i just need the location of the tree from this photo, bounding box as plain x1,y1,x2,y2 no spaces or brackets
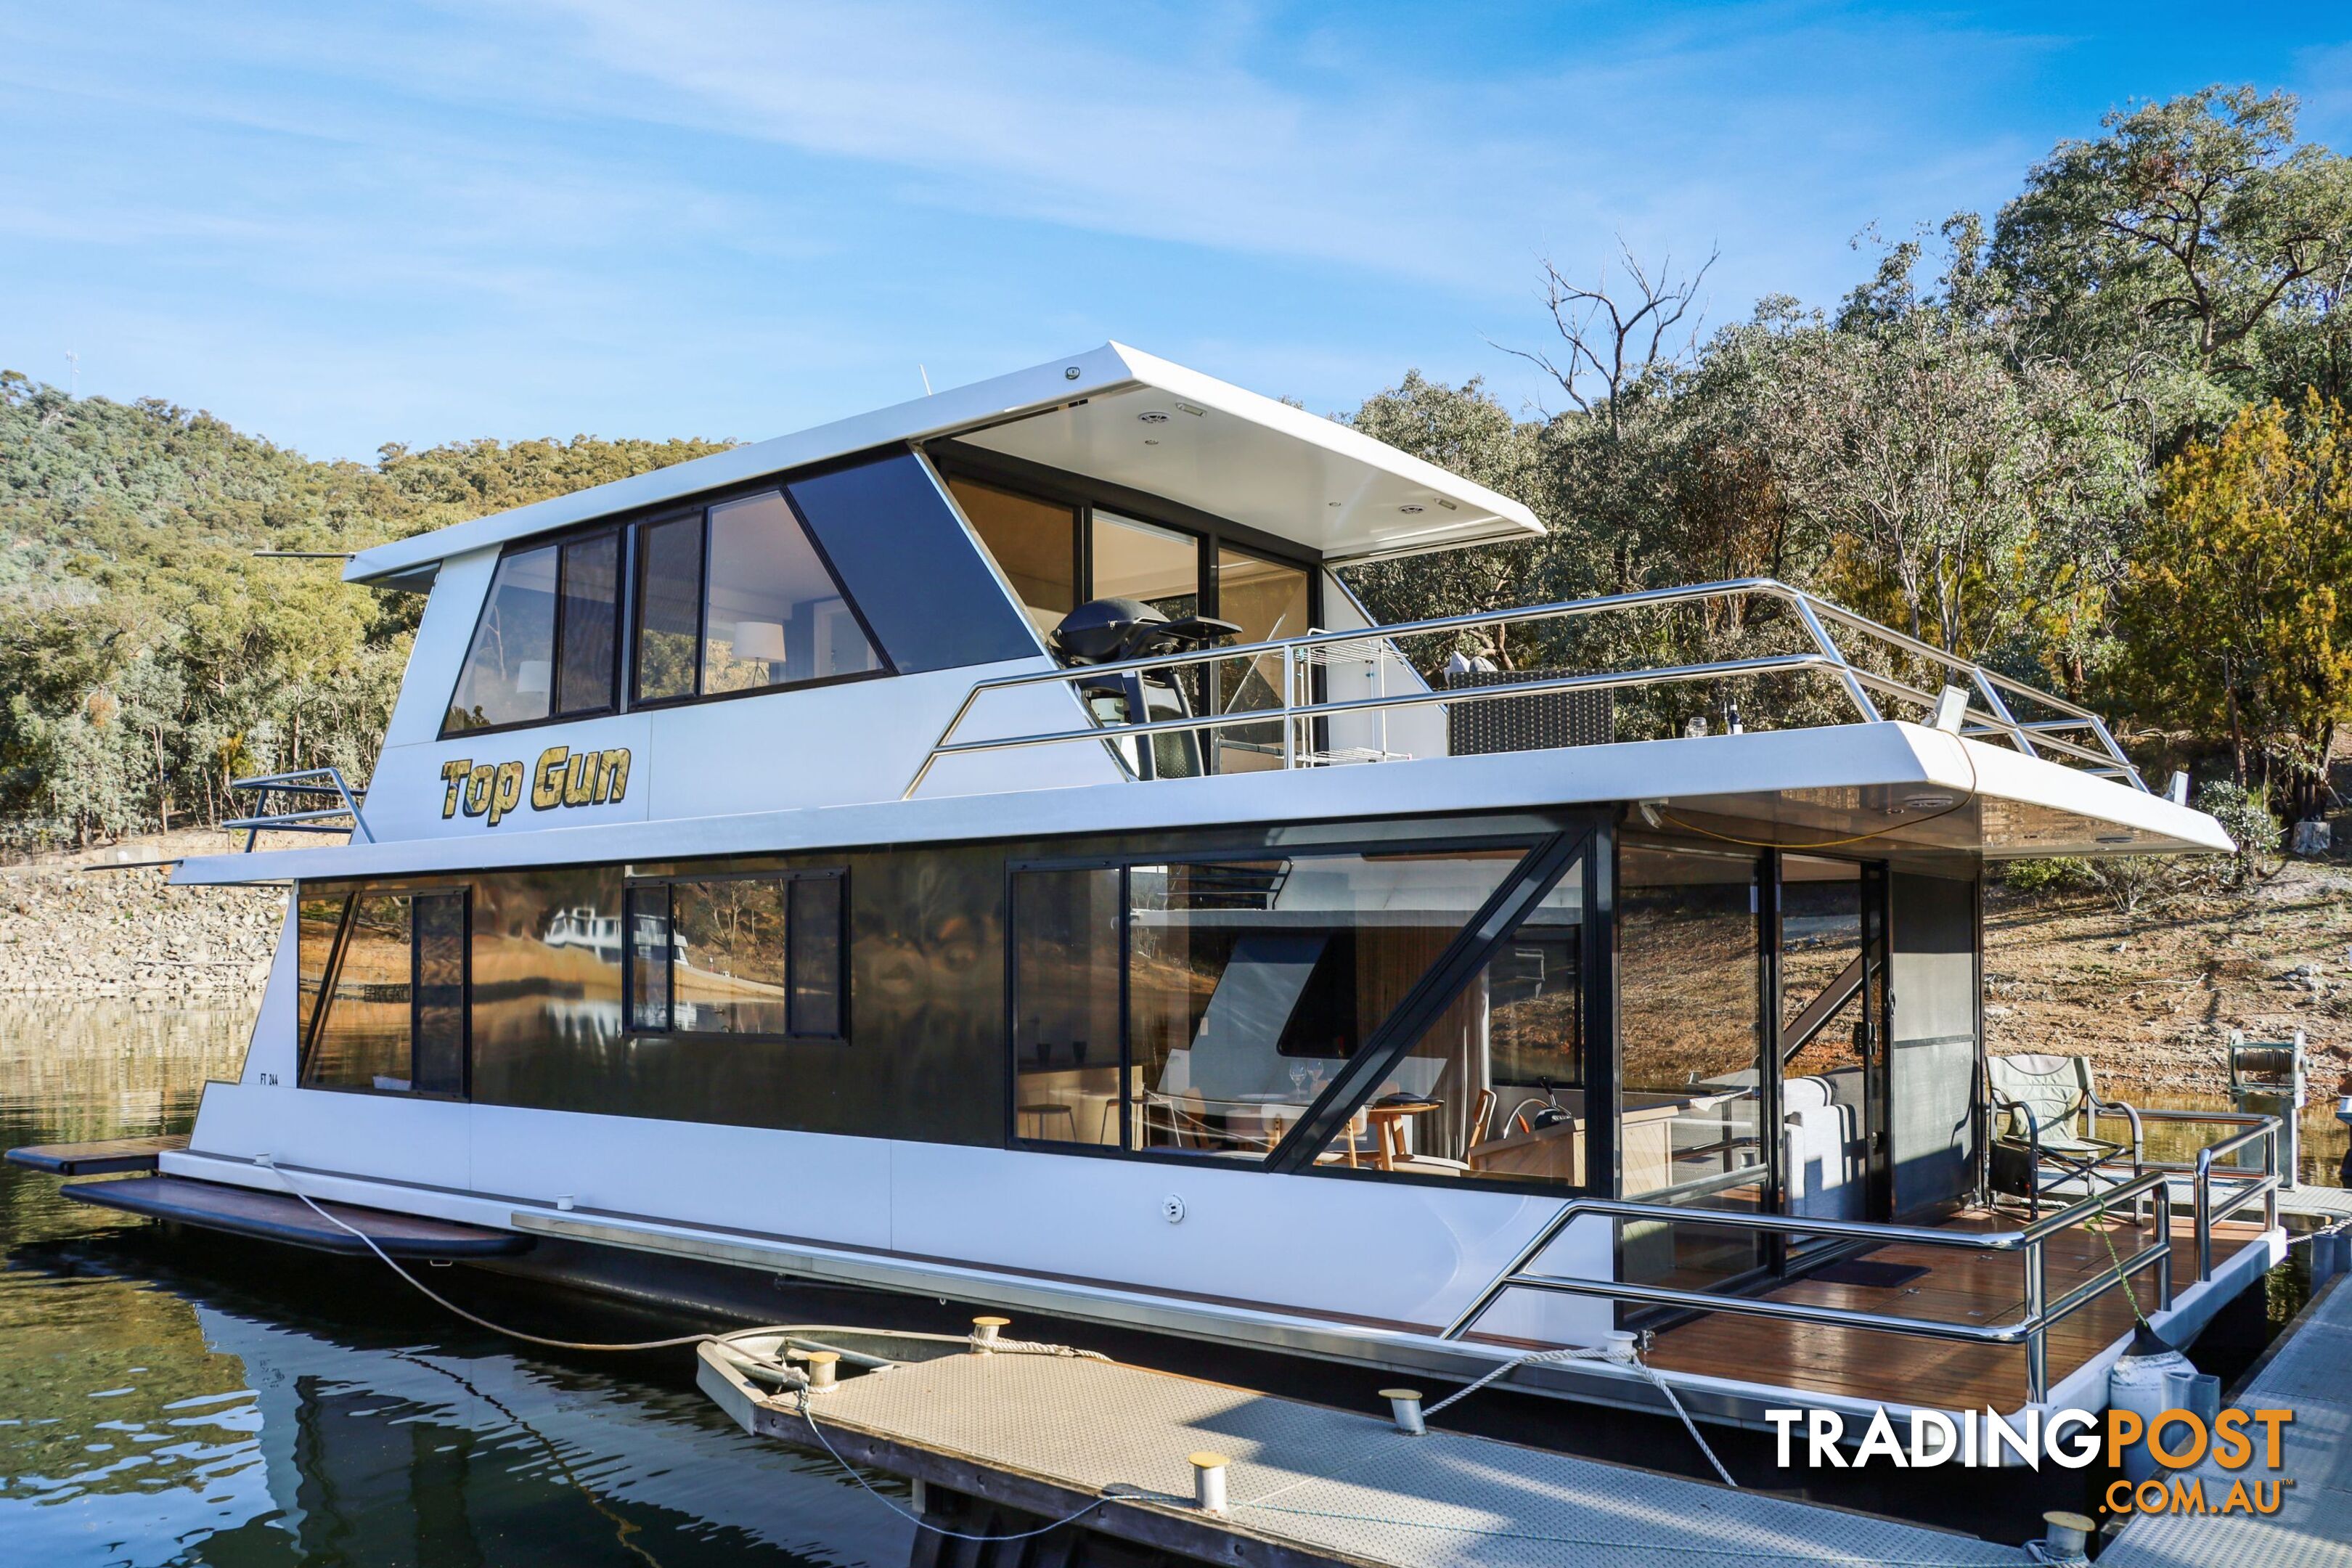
1993,86,2352,420
2115,393,2352,808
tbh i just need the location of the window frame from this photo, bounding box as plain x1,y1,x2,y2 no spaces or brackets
438,523,625,742
294,881,474,1101
999,824,1602,1193
626,489,895,714
621,866,852,1045
930,445,1323,637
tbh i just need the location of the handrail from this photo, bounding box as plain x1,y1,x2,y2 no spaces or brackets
1444,1169,2179,1404
904,577,2150,798
225,767,373,851
2192,1120,2280,1280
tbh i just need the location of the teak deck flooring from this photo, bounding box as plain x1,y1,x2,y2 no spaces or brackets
1640,1209,2266,1411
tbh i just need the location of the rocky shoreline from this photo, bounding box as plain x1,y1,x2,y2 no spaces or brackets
0,833,282,997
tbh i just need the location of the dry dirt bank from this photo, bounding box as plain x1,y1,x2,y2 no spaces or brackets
1985,858,2352,1100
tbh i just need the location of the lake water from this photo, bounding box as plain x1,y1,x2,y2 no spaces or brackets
0,1002,914,1568
4,1004,2343,1566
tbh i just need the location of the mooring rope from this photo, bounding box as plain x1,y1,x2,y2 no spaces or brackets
1420,1339,1738,1487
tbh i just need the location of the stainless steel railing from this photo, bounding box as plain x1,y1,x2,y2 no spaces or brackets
1440,1116,2279,1405
904,577,2147,798
224,767,373,852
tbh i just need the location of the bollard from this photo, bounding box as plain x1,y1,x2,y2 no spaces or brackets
1380,1388,1426,1436
1188,1451,1229,1515
2160,1369,2221,1469
1603,1331,1639,1363
971,1315,1009,1353
804,1351,839,1392
2038,1511,2094,1565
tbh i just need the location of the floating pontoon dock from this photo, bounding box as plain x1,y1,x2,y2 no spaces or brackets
2102,1269,2352,1567
699,1334,2029,1568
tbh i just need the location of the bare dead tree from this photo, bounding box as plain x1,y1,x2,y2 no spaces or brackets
1496,238,1719,440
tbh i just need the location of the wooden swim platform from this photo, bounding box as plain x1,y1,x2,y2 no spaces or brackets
56,1173,534,1259
700,1337,2026,1568
5,1132,188,1175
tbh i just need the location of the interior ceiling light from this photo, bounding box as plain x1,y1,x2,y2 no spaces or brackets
1138,410,1171,424
1175,402,1206,417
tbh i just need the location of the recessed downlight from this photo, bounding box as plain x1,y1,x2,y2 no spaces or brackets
1398,503,1425,514
1137,410,1171,424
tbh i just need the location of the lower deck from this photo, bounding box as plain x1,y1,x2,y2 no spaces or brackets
1640,1209,2271,1410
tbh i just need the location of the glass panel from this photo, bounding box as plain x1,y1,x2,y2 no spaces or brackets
1091,512,1198,620
1209,548,1308,773
1012,867,1123,1146
947,477,1076,638
555,531,620,715
412,891,467,1096
634,515,703,701
302,894,415,1091
1310,869,1588,1180
468,867,628,1106
671,877,791,1034
297,893,348,1051
1127,848,1524,1160
788,875,844,1038
1619,839,1765,1289
626,884,673,1032
445,546,558,732
1781,854,1866,1083
702,491,882,695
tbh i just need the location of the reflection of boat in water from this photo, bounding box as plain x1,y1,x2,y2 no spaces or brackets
189,1301,911,1564
10,345,2284,1490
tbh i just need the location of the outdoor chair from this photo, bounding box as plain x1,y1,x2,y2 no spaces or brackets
1985,1053,2145,1217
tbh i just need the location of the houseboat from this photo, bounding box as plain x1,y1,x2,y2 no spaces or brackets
13,344,2286,1446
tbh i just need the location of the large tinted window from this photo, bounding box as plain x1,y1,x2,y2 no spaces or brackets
446,547,558,733
947,477,1076,637
1617,838,1765,1288
1295,867,1585,1182
703,492,883,694
446,534,621,735
555,531,621,715
634,515,703,703
1011,867,1124,1146
299,889,468,1096
1122,849,1525,1161
624,870,847,1041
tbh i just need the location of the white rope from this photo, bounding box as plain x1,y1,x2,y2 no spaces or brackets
258,1157,732,1352
790,1391,1124,1542
1421,1339,1738,1488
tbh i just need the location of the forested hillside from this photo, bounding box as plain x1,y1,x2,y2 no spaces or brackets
0,376,727,845
2,85,2348,852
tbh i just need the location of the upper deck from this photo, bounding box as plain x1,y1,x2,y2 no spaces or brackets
178,347,2226,887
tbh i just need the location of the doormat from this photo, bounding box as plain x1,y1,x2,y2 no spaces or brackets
1808,1258,1929,1289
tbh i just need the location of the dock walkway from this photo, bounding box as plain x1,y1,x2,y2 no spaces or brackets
2100,1270,2352,1567
702,1341,2026,1568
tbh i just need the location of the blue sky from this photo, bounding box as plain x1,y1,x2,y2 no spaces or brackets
4,3,2349,462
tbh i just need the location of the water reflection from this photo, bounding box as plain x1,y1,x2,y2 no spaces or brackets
0,1001,909,1568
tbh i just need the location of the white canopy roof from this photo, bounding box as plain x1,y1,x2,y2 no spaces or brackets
344,343,1544,588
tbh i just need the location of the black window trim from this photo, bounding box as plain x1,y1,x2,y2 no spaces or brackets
438,523,626,743
998,825,1596,1187
929,444,1324,633
295,881,474,1103
621,865,852,1045
626,486,898,715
